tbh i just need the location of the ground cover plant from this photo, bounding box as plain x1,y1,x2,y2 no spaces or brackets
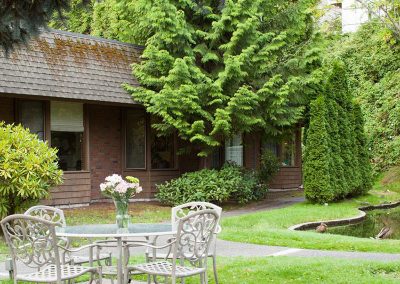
220,167,400,253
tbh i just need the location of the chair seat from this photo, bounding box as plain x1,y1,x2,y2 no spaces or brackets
68,252,111,265
131,261,206,277
148,252,214,259
16,264,95,282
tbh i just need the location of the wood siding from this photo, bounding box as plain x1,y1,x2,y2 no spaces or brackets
43,172,91,205
269,167,302,189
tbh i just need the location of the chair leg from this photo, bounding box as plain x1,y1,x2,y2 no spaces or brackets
98,266,103,284
147,274,151,284
212,255,218,284
200,272,204,284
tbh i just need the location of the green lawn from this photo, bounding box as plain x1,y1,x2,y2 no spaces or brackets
220,168,400,253
2,257,400,283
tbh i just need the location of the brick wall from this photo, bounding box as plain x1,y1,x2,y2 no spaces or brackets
88,104,122,200
0,97,14,123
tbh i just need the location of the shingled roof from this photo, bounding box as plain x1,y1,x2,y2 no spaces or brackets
0,29,143,104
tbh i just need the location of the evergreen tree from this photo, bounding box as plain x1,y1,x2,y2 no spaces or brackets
353,103,373,194
326,98,346,198
49,0,93,34
91,0,152,45
304,95,333,203
0,0,69,52
125,0,321,156
304,61,373,203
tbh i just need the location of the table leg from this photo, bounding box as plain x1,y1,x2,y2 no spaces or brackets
116,237,123,284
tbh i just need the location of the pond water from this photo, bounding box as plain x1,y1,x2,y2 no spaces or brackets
328,207,400,239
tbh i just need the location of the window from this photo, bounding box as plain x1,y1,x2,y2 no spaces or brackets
225,134,243,166
18,101,45,140
51,101,84,171
125,109,146,169
150,122,175,169
262,134,296,167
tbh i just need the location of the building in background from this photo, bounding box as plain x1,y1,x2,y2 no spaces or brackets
342,0,369,32
319,0,370,33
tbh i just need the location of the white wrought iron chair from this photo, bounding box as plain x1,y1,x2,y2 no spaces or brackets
1,214,102,284
126,209,219,284
148,202,222,284
24,205,112,266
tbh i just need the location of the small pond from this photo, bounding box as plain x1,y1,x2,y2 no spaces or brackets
328,207,400,239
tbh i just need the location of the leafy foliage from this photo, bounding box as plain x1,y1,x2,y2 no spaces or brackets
259,149,280,184
329,23,400,173
124,0,322,156
49,0,152,45
91,0,152,45
49,0,94,34
0,0,69,53
0,123,63,218
303,62,372,203
156,163,266,205
354,0,400,39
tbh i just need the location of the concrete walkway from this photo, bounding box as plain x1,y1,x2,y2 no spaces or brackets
2,190,400,282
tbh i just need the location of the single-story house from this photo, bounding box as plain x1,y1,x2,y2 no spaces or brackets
0,29,302,206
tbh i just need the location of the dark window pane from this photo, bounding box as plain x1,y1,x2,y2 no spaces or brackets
262,134,296,167
151,131,175,169
51,131,82,171
281,137,295,166
18,101,45,140
126,110,146,168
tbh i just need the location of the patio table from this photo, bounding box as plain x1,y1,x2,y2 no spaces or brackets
56,223,174,284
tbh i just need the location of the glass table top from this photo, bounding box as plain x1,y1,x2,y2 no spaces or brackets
56,223,174,238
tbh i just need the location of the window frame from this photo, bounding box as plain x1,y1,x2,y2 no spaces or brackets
262,132,298,168
16,99,46,141
149,116,178,171
150,130,178,171
49,100,87,172
124,108,147,170
224,133,244,167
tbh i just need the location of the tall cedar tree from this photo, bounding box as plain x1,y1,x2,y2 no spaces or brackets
304,62,372,203
303,95,333,203
0,0,70,52
125,0,321,156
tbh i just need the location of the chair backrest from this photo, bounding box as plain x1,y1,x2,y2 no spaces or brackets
171,202,222,232
1,214,62,282
25,205,67,227
172,209,218,270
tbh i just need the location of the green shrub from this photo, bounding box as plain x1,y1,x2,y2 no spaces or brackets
0,123,63,218
304,62,372,203
259,150,280,184
156,163,267,206
303,95,334,203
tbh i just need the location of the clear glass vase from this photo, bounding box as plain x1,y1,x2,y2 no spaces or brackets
114,198,130,230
